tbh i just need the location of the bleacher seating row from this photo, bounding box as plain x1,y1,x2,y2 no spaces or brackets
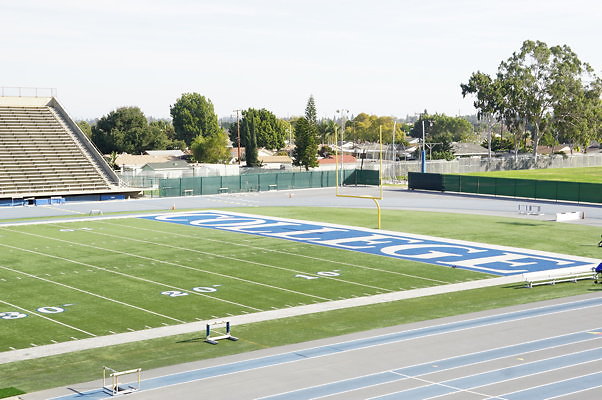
0,104,115,196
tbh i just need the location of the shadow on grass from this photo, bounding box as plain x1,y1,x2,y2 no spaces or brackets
176,337,204,344
496,221,541,227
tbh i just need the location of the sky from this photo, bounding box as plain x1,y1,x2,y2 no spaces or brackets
2,0,601,121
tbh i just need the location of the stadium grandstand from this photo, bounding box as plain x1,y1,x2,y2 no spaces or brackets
0,88,140,205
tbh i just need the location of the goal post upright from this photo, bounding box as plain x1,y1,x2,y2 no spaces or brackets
335,125,383,229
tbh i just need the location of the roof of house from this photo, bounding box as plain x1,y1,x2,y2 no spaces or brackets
318,155,357,165
259,155,293,164
141,159,191,171
452,142,489,156
536,145,572,155
113,154,180,167
145,150,186,157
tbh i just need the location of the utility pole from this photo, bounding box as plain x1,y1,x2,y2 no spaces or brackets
421,119,433,173
421,120,426,173
234,109,242,164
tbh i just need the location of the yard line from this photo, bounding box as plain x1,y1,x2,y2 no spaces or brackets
0,242,263,312
0,298,96,337
0,265,185,323
103,220,449,284
1,228,331,303
69,224,393,293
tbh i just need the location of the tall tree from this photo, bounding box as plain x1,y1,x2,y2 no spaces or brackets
409,114,473,142
462,40,601,159
305,95,317,126
91,107,169,154
170,93,221,146
190,131,231,163
317,119,338,145
76,120,92,139
244,117,260,167
348,114,408,144
292,117,318,170
552,78,602,151
228,108,287,150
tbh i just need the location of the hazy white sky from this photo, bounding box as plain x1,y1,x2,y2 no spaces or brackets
2,0,601,120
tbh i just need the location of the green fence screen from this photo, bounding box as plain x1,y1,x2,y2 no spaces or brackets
408,172,602,204
154,169,379,198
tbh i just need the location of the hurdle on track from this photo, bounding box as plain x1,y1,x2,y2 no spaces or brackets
204,320,238,345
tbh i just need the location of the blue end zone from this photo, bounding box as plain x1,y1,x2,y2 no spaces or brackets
141,211,596,276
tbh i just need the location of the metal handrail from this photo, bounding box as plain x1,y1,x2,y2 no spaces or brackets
0,87,57,97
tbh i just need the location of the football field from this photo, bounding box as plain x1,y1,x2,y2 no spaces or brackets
0,213,490,351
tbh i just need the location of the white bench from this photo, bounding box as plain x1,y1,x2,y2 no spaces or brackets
523,270,595,288
518,204,542,215
555,211,584,222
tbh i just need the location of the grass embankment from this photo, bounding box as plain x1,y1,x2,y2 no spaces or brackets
2,207,601,395
463,166,602,184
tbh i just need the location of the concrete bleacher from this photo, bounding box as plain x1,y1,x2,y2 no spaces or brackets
0,96,124,199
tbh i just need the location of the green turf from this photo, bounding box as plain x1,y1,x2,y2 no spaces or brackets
0,211,489,351
1,281,598,392
1,207,600,393
462,166,602,183
0,387,25,399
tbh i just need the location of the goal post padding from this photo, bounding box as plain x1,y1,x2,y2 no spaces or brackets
102,366,142,396
204,320,238,345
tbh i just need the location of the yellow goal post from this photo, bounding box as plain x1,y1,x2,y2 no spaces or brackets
334,125,384,228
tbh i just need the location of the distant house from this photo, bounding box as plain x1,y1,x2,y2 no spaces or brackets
114,153,181,172
452,142,489,157
140,159,192,178
536,145,572,155
259,155,293,169
144,150,186,158
318,154,357,170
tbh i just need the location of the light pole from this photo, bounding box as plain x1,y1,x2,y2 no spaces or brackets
421,119,433,173
233,109,242,164
336,109,349,183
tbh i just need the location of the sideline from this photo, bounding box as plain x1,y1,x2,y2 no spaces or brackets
0,275,521,364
